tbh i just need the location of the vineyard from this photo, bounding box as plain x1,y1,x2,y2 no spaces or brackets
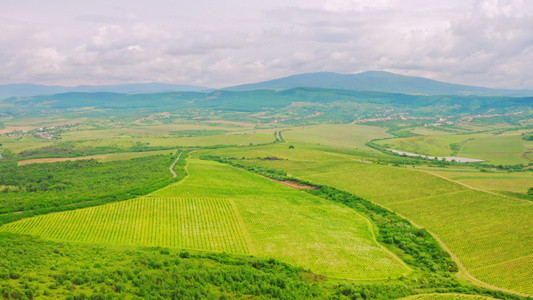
154,159,411,279
0,197,250,254
216,148,533,295
0,159,411,280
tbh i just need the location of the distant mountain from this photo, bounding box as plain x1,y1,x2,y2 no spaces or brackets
0,83,209,99
225,71,533,96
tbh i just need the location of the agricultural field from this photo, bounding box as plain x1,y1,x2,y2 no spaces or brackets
0,197,250,254
0,159,411,280
459,134,530,165
425,170,533,194
155,160,411,279
2,96,533,299
59,123,244,141
376,132,533,165
18,149,178,165
210,147,533,295
283,124,392,151
375,134,486,157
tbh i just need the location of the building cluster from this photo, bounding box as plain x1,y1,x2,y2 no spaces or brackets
425,111,522,127
352,112,434,124
271,112,324,123
1,123,78,139
135,114,170,123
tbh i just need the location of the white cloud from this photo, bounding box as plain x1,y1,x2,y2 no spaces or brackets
0,0,532,89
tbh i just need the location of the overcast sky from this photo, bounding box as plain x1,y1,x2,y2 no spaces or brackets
1,0,533,89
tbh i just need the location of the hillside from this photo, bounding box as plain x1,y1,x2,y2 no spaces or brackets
225,71,533,96
0,83,209,100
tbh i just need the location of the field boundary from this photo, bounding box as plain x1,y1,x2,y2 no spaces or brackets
387,208,532,298
421,170,533,204
345,204,414,274
228,199,256,255
469,253,533,272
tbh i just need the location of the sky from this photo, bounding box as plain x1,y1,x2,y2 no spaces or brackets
1,0,533,89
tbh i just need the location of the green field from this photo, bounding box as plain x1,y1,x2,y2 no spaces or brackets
283,124,392,151
459,134,529,165
206,146,533,295
399,294,500,300
376,133,532,165
0,159,410,280
427,170,533,194
376,134,481,157
0,197,249,254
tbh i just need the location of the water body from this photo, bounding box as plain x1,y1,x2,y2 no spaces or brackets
387,149,484,163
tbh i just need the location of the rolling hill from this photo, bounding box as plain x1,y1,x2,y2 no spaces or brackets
225,71,533,96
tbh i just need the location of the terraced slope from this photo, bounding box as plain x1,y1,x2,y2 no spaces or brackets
0,159,410,280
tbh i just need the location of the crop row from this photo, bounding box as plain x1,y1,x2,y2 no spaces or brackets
0,197,249,254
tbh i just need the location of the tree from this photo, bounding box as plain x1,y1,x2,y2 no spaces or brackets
288,145,294,149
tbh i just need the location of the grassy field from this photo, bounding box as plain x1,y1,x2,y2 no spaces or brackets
0,159,410,280
399,294,500,300
283,124,392,151
208,147,533,295
0,135,54,153
60,123,243,140
18,149,178,165
375,134,488,157
426,170,533,194
376,132,532,165
459,134,529,165
65,133,276,149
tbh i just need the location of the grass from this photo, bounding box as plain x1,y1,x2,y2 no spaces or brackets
208,147,533,295
60,123,241,140
283,124,392,151
376,133,533,165
427,170,533,193
0,159,410,280
376,134,488,157
0,135,54,153
459,134,529,165
17,149,178,165
399,294,500,300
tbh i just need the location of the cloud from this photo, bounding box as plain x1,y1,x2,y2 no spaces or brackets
0,0,533,89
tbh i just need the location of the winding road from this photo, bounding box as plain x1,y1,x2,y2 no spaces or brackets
170,151,183,178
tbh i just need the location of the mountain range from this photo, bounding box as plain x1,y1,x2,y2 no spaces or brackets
0,83,209,100
224,71,533,96
1,71,533,99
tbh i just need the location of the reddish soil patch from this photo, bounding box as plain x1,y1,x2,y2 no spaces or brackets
267,178,318,190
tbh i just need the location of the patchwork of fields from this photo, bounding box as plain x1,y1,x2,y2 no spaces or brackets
218,147,533,295
0,159,410,280
377,133,531,165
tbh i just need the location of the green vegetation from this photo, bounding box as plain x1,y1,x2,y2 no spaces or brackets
399,294,501,300
0,152,186,225
0,232,328,299
283,124,392,151
200,146,533,295
1,197,250,254
1,86,532,299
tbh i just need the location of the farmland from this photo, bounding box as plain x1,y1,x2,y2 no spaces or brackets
1,159,411,280
0,197,250,254
378,132,532,165
0,86,532,299
282,124,392,151
206,145,533,295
